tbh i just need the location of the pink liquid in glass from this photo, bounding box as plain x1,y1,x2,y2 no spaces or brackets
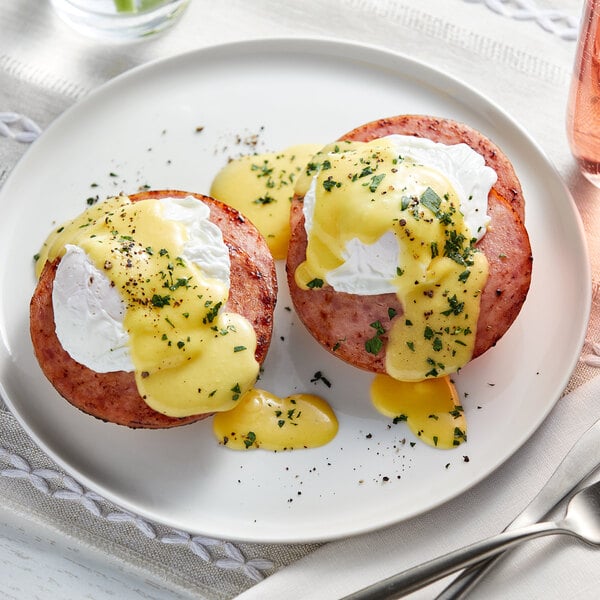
567,0,600,186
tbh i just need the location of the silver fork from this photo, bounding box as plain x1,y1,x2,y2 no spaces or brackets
435,416,600,599
343,477,600,600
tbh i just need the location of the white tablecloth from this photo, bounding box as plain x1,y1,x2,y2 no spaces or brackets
2,1,599,598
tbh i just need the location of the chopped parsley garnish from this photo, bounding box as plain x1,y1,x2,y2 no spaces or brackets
365,320,386,355
253,195,275,205
420,187,442,214
306,278,324,289
323,177,342,192
203,301,222,324
453,427,467,446
365,336,383,355
444,230,474,266
366,173,385,193
449,406,464,418
243,431,257,449
458,269,471,283
151,294,171,307
441,295,465,316
165,277,191,291
400,195,414,211
250,160,274,178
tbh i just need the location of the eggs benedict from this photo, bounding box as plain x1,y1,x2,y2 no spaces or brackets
30,190,277,428
286,115,532,447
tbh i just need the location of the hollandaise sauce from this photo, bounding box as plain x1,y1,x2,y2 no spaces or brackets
210,144,323,259
213,389,338,450
35,195,259,418
371,375,467,449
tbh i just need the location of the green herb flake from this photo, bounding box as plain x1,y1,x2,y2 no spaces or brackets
323,177,341,192
365,321,386,355
203,301,223,324
420,187,442,214
151,294,171,307
400,195,413,210
231,382,242,401
454,427,467,444
441,295,465,316
365,336,384,355
458,269,470,283
253,195,275,205
366,173,385,193
370,320,385,335
243,431,257,449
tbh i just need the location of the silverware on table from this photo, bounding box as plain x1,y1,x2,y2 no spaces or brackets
342,478,600,599
435,416,600,599
342,416,600,600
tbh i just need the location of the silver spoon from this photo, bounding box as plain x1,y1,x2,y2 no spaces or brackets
343,478,600,600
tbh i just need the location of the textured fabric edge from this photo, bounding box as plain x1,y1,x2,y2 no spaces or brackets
463,0,580,40
0,443,275,585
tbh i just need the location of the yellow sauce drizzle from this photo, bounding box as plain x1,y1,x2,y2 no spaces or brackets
210,144,323,259
35,195,259,417
213,388,338,450
371,375,467,449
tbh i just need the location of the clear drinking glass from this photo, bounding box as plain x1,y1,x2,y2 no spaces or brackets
50,0,189,41
567,0,600,187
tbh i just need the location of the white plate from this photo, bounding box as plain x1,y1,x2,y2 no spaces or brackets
0,38,590,543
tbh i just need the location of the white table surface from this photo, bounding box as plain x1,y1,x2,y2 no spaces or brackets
0,504,192,599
